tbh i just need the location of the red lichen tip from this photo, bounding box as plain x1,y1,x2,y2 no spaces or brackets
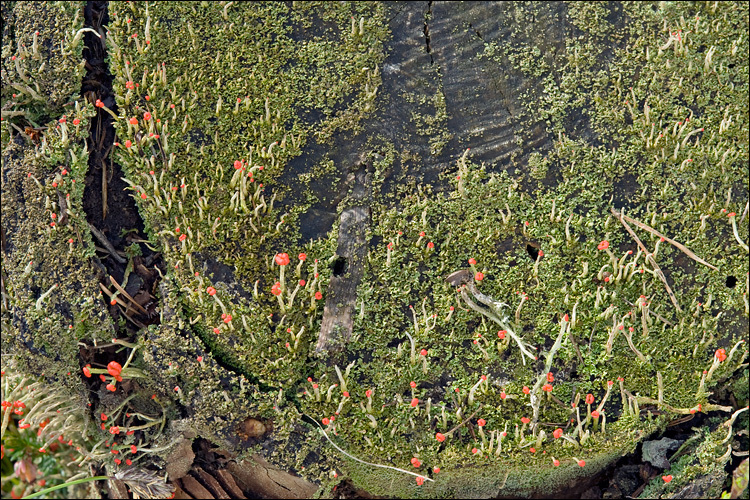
274,253,290,266
107,361,122,377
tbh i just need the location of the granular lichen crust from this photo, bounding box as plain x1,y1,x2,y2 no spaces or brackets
1,0,107,392
1,1,89,122
2,1,748,498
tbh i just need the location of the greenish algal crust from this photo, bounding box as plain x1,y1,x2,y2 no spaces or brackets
1,1,748,498
341,419,638,498
403,80,453,157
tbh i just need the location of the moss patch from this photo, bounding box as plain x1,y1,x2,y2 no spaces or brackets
2,1,747,497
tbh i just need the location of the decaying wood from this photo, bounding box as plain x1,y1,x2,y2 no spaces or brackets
214,469,247,499
315,155,372,353
194,466,233,499
226,455,318,499
444,269,473,287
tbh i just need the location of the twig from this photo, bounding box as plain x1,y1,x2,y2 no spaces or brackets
446,404,484,436
87,222,127,263
611,208,717,270
101,158,108,220
633,394,732,414
108,275,148,315
611,209,681,312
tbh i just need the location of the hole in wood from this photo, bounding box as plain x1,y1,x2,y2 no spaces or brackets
332,255,348,277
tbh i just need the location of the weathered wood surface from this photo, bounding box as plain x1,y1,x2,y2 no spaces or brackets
315,157,372,353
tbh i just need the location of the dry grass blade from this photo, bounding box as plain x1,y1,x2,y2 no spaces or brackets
611,208,717,271
108,275,148,315
101,157,108,220
99,283,146,328
611,209,682,312
446,404,483,436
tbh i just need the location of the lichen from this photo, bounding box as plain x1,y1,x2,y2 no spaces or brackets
1,0,107,390
1,1,89,125
2,1,748,498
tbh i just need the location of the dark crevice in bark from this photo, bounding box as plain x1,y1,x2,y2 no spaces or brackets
80,1,163,335
423,1,433,64
78,2,165,406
